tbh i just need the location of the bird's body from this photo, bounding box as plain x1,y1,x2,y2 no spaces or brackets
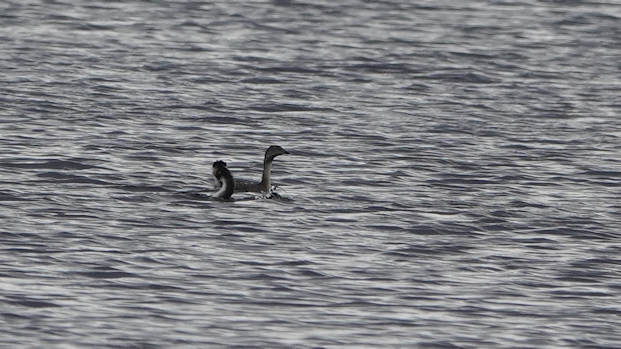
233,145,289,193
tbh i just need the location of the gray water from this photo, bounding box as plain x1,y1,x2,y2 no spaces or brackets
1,0,620,348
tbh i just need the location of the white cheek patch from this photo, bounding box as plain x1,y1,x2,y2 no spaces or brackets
213,183,227,198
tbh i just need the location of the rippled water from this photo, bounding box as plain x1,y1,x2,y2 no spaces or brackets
1,0,620,347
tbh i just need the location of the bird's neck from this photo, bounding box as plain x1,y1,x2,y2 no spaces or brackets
214,174,234,199
260,157,273,192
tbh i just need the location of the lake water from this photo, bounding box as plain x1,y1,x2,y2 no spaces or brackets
1,0,620,348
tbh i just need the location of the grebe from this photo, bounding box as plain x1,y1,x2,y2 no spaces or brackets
232,145,289,193
212,160,234,199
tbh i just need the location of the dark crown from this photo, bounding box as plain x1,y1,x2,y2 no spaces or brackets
213,160,227,168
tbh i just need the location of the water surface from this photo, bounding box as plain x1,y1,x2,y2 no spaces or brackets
1,0,620,348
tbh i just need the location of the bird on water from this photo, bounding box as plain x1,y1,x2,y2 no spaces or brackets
211,160,234,199
220,145,289,194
